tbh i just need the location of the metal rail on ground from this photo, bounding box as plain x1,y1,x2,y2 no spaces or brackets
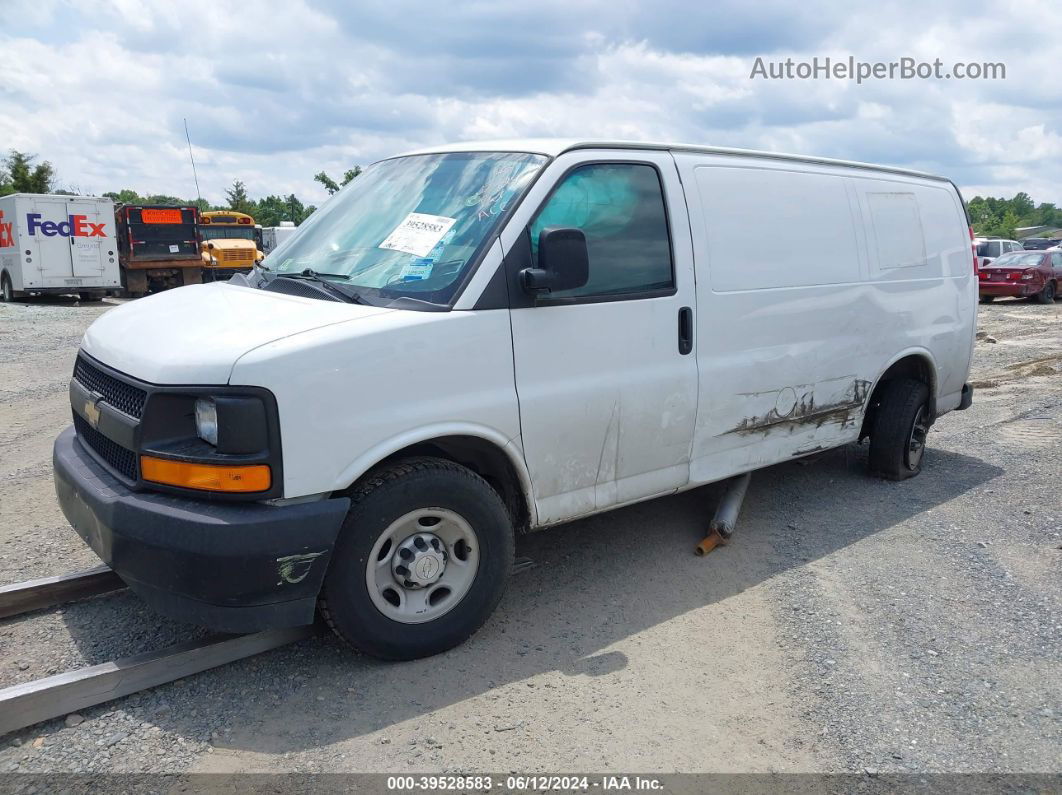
0,556,537,735
0,565,126,620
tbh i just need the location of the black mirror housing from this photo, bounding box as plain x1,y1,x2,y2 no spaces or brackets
520,227,590,295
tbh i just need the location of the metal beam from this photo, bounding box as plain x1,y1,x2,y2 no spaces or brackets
0,566,126,620
0,625,315,735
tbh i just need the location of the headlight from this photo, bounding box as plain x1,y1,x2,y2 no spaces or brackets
195,398,218,446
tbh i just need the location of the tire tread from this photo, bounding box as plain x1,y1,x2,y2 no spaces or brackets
318,457,512,659
868,378,930,481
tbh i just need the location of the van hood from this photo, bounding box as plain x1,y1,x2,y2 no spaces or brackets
81,282,393,384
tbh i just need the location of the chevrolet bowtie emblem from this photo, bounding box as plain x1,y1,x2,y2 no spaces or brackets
83,397,102,429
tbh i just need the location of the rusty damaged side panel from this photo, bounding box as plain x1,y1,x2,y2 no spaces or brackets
724,377,872,437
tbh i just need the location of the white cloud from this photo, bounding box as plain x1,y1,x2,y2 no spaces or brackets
0,0,1059,206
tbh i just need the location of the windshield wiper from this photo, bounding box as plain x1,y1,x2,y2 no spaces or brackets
273,269,369,304
292,268,351,280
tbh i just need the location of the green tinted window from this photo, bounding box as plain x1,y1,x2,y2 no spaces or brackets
530,163,672,299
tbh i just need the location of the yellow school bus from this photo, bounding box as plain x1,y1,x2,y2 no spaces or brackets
199,210,264,279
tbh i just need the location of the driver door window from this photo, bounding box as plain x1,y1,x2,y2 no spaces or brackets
529,163,673,300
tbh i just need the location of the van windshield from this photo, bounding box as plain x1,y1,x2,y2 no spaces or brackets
267,151,547,305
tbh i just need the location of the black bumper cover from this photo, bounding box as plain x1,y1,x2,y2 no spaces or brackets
53,426,349,633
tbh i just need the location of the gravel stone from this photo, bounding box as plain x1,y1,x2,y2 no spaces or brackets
0,297,1058,775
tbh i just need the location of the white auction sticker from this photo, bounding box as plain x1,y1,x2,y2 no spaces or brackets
169,244,180,253
379,213,457,258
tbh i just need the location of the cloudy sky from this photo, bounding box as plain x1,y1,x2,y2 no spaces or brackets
2,0,1060,208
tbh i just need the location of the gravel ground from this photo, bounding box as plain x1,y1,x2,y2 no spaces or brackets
0,295,1058,777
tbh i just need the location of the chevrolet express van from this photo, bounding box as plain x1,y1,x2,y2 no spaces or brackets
54,140,976,660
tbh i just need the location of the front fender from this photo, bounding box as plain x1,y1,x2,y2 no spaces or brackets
332,424,537,527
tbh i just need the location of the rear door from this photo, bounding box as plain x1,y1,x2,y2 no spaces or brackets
504,150,698,524
29,197,74,283
66,198,112,280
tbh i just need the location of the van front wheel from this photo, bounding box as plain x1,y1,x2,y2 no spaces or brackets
868,378,931,481
320,457,514,660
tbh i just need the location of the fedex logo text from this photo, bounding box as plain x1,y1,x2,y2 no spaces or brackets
26,213,107,238
0,211,13,248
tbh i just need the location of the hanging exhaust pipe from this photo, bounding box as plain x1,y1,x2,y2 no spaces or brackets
695,472,752,556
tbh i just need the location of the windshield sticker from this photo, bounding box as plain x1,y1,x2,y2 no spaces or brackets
379,213,457,258
397,257,434,282
169,244,179,253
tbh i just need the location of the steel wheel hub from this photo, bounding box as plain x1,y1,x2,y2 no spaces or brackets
392,532,448,588
365,508,480,624
907,405,929,468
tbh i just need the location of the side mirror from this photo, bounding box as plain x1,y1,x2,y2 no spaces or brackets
520,227,589,295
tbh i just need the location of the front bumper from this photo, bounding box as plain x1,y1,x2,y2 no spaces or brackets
978,282,1040,297
53,426,349,633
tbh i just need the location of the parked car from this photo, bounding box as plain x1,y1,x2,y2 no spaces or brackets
53,139,976,660
1021,238,1059,250
978,250,1061,303
974,237,1023,269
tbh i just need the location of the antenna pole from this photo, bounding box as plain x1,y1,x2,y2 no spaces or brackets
184,118,202,203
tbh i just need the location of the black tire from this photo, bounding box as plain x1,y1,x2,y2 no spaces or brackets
979,295,995,304
1035,281,1056,304
0,273,12,303
868,378,931,481
320,457,514,660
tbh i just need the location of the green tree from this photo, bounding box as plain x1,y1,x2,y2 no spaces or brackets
253,195,289,227
225,180,253,214
1010,191,1034,220
103,189,145,205
4,150,55,193
313,166,361,195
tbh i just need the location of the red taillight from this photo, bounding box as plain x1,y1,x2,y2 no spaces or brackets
201,216,211,224
1007,271,1022,281
238,217,251,225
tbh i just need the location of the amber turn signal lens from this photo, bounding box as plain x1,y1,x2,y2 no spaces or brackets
140,456,271,493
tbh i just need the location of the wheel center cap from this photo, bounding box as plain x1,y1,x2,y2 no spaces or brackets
415,554,441,581
392,532,447,589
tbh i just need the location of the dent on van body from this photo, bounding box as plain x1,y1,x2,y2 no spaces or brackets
725,377,872,436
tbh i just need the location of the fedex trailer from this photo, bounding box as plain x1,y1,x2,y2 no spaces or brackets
0,193,121,302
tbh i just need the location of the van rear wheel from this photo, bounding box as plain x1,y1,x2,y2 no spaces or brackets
1,273,12,303
319,457,514,660
868,378,931,481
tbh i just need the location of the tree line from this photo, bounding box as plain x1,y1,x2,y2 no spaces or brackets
0,150,361,228
967,192,1062,239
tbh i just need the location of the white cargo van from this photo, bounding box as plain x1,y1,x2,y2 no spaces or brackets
0,193,120,301
53,140,976,660
261,221,298,255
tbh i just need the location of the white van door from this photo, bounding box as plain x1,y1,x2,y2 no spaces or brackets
66,198,111,282
503,151,698,524
28,197,75,284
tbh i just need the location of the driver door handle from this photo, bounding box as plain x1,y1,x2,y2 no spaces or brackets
678,306,693,355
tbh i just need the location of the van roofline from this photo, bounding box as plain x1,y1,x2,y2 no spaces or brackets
1,192,113,200
393,139,953,184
